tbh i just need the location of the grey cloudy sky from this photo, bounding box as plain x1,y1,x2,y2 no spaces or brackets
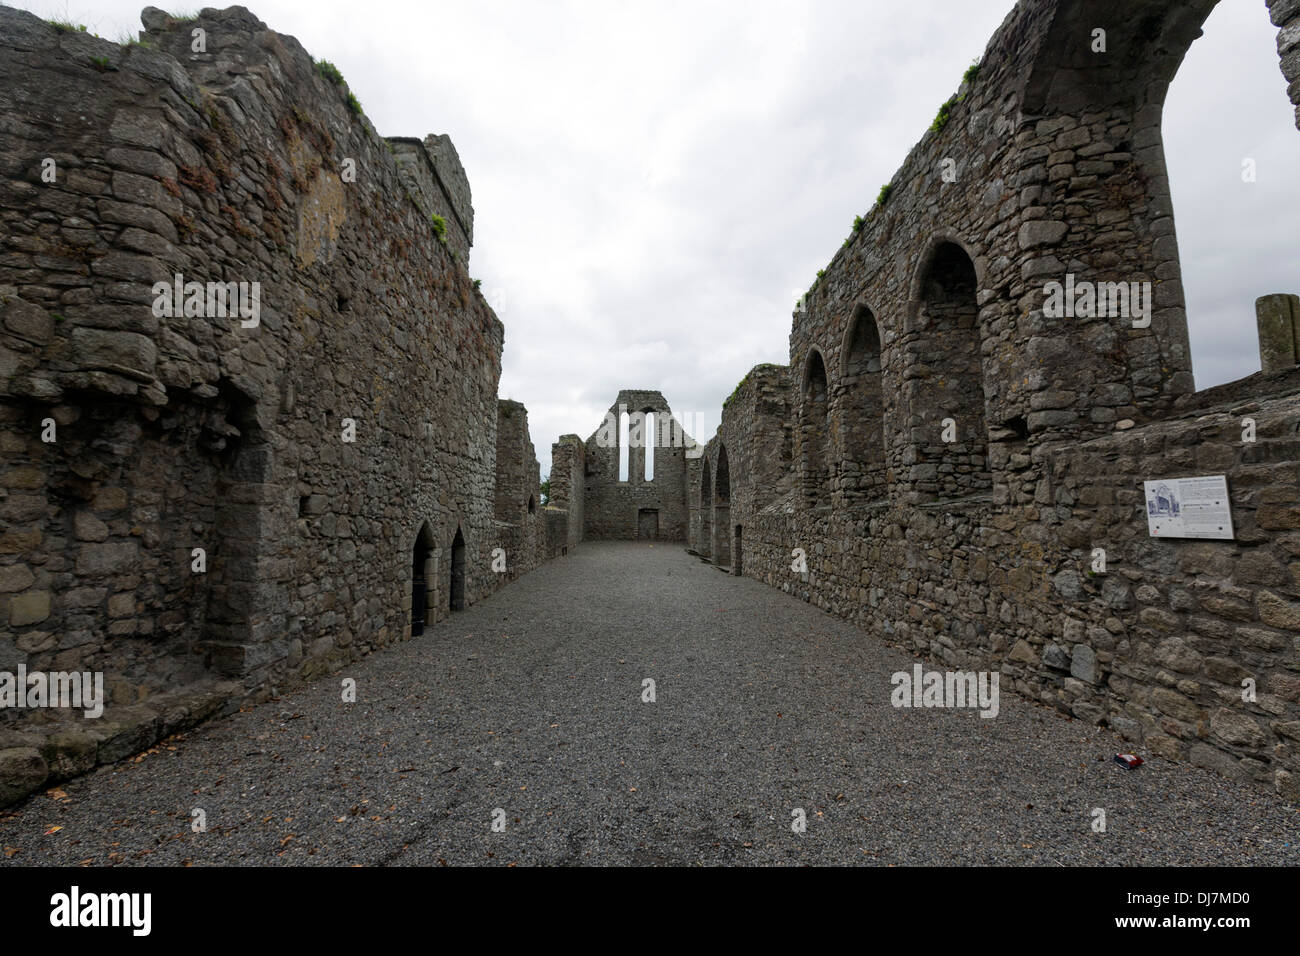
22,0,1300,475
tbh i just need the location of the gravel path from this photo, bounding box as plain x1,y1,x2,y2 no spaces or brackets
2,541,1296,866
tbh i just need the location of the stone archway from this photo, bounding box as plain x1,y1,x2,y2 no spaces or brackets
908,241,989,500
410,522,435,636
800,349,831,506
839,304,886,503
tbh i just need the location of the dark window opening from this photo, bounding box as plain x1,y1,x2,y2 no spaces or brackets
411,530,431,636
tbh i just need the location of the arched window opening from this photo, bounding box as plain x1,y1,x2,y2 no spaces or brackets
840,306,886,502
699,456,713,558
911,242,989,499
801,350,830,506
618,410,630,482
1163,3,1300,388
644,411,655,481
527,495,536,514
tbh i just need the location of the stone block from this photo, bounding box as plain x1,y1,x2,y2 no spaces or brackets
1256,294,1299,372
1043,643,1071,670
0,747,48,807
67,327,157,380
40,732,97,782
0,564,35,593
1210,708,1268,750
1070,643,1099,684
9,589,50,626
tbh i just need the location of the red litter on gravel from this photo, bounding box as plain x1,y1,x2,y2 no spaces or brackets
1114,753,1144,770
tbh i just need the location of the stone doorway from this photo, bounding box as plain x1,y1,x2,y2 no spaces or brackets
732,524,742,575
449,527,466,612
637,508,659,539
411,527,432,636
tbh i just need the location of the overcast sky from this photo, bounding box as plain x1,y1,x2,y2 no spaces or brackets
22,0,1300,475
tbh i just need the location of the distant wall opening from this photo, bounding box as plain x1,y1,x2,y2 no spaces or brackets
619,410,629,482
644,411,655,481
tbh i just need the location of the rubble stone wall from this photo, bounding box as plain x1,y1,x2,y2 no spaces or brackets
686,0,1300,799
582,389,696,542
0,5,552,803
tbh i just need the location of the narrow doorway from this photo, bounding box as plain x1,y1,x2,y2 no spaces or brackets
449,527,466,612
733,524,743,575
411,532,430,636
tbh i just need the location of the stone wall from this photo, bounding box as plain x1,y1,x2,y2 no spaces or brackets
691,364,792,567
582,389,698,542
1271,0,1300,129
546,433,585,554
388,133,473,262
687,0,1300,799
0,5,554,804
493,399,545,583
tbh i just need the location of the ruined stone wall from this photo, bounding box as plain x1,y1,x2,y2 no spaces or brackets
388,133,473,262
690,364,792,564
493,399,544,582
0,5,509,792
795,1,1239,512
582,389,695,541
696,0,1300,799
547,433,585,553
1271,0,1300,129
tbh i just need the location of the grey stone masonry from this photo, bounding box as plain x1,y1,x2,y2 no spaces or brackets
493,399,546,583
1257,294,1300,372
583,390,700,541
1270,0,1300,129
388,133,474,262
681,0,1300,801
0,4,559,805
547,434,586,554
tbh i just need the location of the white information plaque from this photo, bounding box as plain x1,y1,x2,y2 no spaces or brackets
1144,475,1234,540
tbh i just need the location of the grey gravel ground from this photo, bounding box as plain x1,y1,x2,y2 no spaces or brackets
1,542,1296,866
